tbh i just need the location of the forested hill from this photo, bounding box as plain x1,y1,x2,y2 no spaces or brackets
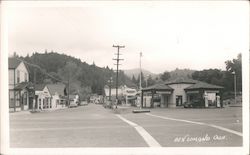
16,51,136,97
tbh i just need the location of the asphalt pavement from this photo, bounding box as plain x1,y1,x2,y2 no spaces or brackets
9,103,242,147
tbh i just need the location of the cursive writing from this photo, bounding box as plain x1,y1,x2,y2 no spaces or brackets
174,134,226,143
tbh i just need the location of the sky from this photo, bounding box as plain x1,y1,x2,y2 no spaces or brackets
6,1,249,74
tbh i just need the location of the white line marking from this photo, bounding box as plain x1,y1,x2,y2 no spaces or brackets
146,113,242,137
116,114,161,147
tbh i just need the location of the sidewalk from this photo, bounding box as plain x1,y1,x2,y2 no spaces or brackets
9,110,31,115
9,107,69,115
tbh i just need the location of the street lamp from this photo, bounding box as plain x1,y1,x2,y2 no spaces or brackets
232,71,236,105
108,77,113,101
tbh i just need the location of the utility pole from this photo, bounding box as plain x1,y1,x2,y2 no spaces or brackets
232,71,237,105
112,45,125,108
67,71,70,108
32,68,37,112
139,52,143,108
108,77,113,101
139,52,142,90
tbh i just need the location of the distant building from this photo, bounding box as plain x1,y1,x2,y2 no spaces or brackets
46,84,67,109
142,78,223,108
8,57,34,112
35,84,52,110
34,83,67,110
104,85,137,105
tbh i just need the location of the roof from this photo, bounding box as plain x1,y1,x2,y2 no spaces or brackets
9,57,22,69
184,82,224,90
165,78,199,85
142,83,173,91
46,84,66,96
34,84,46,91
14,82,34,90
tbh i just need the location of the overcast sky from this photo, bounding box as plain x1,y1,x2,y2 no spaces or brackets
6,1,248,74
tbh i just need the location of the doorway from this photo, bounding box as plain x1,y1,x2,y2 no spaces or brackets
176,95,183,106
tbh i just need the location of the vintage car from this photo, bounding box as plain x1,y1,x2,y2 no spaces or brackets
184,100,203,108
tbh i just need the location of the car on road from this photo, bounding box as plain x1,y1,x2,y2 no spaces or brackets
79,101,88,106
184,100,203,108
69,100,78,108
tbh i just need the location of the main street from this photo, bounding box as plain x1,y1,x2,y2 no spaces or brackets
10,103,242,147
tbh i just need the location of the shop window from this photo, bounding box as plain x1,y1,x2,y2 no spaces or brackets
15,92,20,107
9,90,15,107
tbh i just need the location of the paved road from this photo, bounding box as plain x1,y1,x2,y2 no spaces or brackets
121,107,242,147
9,104,242,147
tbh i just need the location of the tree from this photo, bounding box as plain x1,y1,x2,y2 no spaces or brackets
147,75,155,86
18,51,135,95
192,69,223,85
132,75,137,84
58,61,81,94
191,53,242,92
225,53,242,92
160,71,171,81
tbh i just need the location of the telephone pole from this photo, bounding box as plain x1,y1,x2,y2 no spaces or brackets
139,52,142,90
112,45,125,107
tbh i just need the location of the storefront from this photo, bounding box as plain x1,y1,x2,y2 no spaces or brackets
141,78,223,108
141,83,173,108
185,82,223,108
9,82,34,112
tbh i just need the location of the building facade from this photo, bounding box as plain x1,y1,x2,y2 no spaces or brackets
142,78,223,108
34,84,67,110
9,57,34,112
104,85,137,105
35,84,52,110
46,84,67,109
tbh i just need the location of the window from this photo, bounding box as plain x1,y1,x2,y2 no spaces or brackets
25,73,28,82
45,98,49,108
9,90,15,107
17,70,20,83
39,99,41,109
23,92,27,105
43,99,45,109
15,92,20,107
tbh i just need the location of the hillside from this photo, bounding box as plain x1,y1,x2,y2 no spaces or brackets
124,68,157,79
124,68,196,80
169,68,196,80
16,51,135,97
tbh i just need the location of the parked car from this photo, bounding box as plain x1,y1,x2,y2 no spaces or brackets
184,100,203,108
69,100,78,108
80,101,88,106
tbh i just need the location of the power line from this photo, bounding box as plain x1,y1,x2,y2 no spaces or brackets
112,45,125,107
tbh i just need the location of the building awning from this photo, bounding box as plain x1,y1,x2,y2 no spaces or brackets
186,90,200,94
164,78,199,85
14,82,34,90
184,82,223,91
127,96,137,100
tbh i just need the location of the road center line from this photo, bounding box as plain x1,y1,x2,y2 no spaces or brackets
146,113,242,137
116,114,161,147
